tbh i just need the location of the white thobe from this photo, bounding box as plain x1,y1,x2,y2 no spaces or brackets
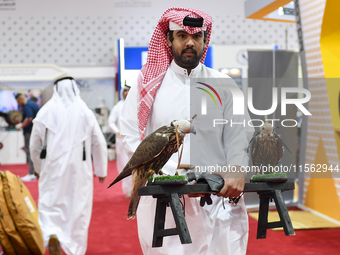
30,82,108,255
121,60,254,255
108,100,132,195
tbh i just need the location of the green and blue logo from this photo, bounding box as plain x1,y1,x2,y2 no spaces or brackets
196,82,222,115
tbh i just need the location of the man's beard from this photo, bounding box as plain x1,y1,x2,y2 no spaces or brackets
172,46,203,69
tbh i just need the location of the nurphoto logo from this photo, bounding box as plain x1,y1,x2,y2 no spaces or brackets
196,83,312,128
196,82,222,115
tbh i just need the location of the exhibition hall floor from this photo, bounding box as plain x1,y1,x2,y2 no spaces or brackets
1,161,339,255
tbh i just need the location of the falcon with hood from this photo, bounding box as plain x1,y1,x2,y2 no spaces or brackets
108,119,196,219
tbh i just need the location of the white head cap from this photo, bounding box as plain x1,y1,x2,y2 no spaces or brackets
169,21,207,31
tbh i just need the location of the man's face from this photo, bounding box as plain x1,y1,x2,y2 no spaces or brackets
16,97,25,107
167,30,206,70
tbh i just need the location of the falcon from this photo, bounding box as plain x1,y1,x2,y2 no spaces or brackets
249,117,290,174
0,110,22,128
108,119,196,219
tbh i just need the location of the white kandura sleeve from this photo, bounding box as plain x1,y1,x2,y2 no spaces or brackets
120,79,142,158
223,84,254,168
161,158,178,174
91,117,108,178
29,121,44,174
108,104,120,134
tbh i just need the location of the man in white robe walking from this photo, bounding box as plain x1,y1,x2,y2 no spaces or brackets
30,77,108,255
120,7,254,255
108,85,132,197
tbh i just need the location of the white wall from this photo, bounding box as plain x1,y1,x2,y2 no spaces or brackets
0,0,299,67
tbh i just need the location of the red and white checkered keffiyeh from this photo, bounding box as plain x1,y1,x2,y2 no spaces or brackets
137,7,213,140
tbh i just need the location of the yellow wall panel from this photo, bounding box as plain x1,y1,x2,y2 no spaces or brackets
321,0,340,131
300,0,340,221
304,139,340,221
325,82,340,130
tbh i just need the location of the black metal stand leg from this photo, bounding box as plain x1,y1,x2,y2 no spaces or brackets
153,197,167,247
169,193,192,244
257,192,270,239
272,190,295,236
152,194,192,247
256,190,295,239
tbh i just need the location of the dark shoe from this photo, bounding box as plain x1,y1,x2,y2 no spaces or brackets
49,235,62,255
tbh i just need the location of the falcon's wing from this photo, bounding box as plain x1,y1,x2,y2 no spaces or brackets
108,126,170,188
273,133,291,153
251,135,261,163
128,129,170,169
248,132,260,153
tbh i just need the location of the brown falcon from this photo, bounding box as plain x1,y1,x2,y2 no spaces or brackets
0,110,22,127
249,118,290,174
108,119,196,219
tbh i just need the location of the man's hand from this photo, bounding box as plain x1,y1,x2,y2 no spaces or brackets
17,117,32,130
94,174,106,183
98,177,106,183
216,177,245,198
212,166,245,198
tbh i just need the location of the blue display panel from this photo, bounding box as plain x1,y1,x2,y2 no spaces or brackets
124,47,149,70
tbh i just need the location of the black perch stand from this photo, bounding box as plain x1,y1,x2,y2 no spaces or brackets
138,180,295,247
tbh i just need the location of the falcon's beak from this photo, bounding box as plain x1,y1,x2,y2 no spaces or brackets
190,124,196,135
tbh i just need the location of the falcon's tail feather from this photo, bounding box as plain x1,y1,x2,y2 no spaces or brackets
127,172,149,219
107,166,133,188
127,192,140,220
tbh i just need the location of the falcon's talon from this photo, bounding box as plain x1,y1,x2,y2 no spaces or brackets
151,173,158,182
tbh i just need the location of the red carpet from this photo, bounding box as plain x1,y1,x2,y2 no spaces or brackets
0,161,142,255
1,162,340,255
247,210,340,255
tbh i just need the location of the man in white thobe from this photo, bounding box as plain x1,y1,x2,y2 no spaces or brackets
30,77,108,255
120,7,254,255
108,85,132,197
